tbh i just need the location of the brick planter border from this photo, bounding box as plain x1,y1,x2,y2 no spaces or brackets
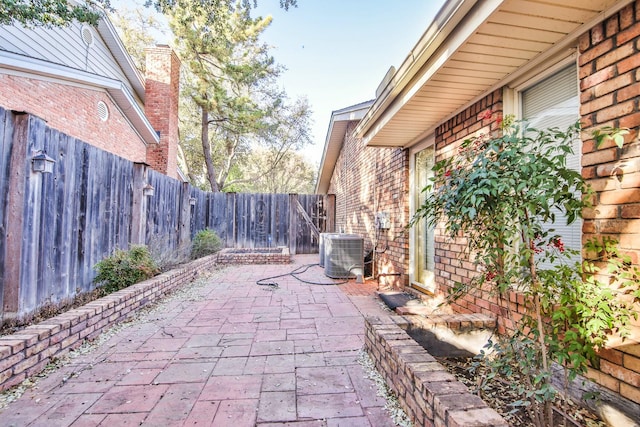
0,254,218,392
364,316,508,427
216,247,291,265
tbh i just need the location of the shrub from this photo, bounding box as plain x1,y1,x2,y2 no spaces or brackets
147,233,191,272
191,228,222,259
412,119,639,427
93,245,159,294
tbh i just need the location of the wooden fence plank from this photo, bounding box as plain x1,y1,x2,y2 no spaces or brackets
0,108,10,314
2,111,26,317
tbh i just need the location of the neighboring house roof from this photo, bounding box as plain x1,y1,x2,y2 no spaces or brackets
355,0,629,149
315,100,374,194
0,12,159,146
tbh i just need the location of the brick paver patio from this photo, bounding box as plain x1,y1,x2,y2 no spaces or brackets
0,255,399,426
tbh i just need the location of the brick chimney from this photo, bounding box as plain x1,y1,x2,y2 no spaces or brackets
144,45,180,178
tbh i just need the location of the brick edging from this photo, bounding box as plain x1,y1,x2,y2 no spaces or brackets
216,247,291,265
0,254,218,392
364,316,508,427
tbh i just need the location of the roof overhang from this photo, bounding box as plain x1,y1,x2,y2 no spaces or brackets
0,50,159,146
97,15,146,102
356,0,631,148
315,100,374,194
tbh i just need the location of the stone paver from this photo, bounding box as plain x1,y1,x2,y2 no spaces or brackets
0,255,397,426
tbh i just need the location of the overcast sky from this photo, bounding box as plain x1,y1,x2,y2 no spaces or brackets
253,0,447,164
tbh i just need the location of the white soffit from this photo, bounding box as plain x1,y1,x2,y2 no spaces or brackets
357,0,628,148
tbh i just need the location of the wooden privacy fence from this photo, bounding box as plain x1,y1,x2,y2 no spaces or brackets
188,191,334,254
0,108,334,321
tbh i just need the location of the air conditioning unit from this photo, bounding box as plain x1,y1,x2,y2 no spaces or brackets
319,233,341,267
324,234,364,280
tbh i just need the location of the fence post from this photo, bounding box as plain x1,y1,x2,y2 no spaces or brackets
226,192,236,248
2,112,28,319
289,193,298,255
130,163,147,245
326,194,336,232
178,182,191,247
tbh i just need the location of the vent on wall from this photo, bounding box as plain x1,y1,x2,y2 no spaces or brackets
97,101,109,121
324,234,364,280
80,25,94,46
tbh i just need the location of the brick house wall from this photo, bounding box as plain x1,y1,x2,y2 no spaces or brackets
578,1,640,406
0,74,147,163
433,90,510,326
325,0,640,415
327,121,409,289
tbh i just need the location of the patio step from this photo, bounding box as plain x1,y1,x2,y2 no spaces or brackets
396,310,496,332
377,291,496,332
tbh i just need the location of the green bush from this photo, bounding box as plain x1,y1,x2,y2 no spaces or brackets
191,228,222,259
412,118,639,426
93,245,159,294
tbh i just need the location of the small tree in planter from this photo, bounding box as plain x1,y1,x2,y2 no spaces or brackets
412,117,639,427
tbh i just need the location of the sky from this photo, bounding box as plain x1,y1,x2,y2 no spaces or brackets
115,0,447,165
252,0,447,164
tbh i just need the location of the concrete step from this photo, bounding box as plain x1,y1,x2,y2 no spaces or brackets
376,292,497,357
396,310,496,332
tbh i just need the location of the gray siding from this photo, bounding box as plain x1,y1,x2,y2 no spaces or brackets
0,22,141,105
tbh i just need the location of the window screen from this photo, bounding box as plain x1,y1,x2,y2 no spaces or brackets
522,65,581,256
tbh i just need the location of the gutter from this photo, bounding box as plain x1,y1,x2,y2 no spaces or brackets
97,16,146,103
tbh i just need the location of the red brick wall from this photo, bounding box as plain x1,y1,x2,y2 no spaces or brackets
579,1,640,265
328,121,409,289
0,75,147,163
578,0,640,405
145,46,180,179
433,90,506,322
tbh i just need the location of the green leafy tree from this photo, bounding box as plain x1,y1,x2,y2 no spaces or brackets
170,0,277,192
413,119,640,427
1,0,296,27
228,148,316,193
223,96,314,192
170,0,312,192
0,0,108,27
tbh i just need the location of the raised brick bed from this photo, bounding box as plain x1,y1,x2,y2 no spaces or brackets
0,254,218,392
216,247,291,265
364,316,508,427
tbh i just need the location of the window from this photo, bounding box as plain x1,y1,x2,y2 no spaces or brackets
521,65,581,257
411,146,435,293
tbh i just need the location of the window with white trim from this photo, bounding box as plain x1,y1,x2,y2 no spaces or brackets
411,145,435,293
520,64,581,258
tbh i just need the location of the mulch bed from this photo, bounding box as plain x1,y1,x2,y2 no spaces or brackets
437,357,605,427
